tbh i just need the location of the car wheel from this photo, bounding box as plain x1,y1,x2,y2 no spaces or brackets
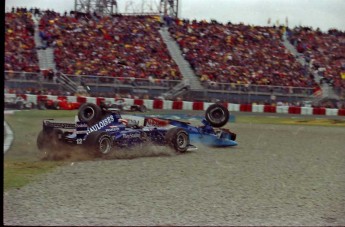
16,101,24,110
37,101,46,110
139,105,147,112
78,103,102,126
205,103,229,128
85,131,113,156
53,101,61,110
165,127,189,153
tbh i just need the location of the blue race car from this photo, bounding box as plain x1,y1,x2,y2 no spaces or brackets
135,103,237,147
37,103,194,157
37,103,237,158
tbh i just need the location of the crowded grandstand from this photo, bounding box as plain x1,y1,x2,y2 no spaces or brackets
4,5,345,108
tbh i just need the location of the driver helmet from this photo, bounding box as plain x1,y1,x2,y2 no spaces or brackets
119,118,128,126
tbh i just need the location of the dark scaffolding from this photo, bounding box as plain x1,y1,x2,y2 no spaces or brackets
160,0,179,18
74,0,118,15
74,0,179,17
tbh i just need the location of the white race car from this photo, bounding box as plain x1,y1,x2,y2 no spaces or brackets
102,99,147,112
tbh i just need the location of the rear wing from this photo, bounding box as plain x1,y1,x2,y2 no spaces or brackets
42,118,89,140
42,119,76,131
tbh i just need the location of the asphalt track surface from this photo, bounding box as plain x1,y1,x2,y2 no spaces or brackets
3,114,345,226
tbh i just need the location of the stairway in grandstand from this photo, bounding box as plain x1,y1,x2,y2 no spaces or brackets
282,32,339,101
31,15,57,71
159,26,204,91
31,14,79,94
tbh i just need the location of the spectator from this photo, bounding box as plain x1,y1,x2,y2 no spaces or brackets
38,12,182,84
288,26,345,96
168,19,318,90
5,11,39,73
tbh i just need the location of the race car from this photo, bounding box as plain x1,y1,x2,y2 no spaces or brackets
36,102,237,158
4,94,35,110
102,98,147,112
38,96,81,110
123,103,237,147
37,102,194,157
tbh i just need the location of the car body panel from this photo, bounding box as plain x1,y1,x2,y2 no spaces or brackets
121,115,238,147
43,97,81,110
42,111,194,151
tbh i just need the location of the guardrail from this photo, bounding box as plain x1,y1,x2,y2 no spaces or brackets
4,93,345,116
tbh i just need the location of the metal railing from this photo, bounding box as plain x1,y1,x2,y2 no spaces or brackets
202,82,315,96
4,71,318,103
4,71,182,89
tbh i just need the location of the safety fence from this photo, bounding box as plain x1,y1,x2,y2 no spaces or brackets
5,71,319,104
4,93,345,116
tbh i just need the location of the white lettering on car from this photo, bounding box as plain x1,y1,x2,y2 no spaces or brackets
105,127,120,132
87,115,115,134
146,118,169,127
122,133,141,139
76,138,83,144
76,123,88,128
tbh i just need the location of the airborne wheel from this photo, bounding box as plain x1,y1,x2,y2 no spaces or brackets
78,103,102,126
205,103,230,128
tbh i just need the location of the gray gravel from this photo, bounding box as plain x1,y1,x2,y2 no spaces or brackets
4,123,345,226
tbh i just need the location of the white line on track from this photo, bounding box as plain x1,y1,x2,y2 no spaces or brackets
4,110,16,154
4,121,14,154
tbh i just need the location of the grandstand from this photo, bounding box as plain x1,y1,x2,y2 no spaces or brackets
4,3,345,108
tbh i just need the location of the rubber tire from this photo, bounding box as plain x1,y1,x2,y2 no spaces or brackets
165,127,189,153
37,101,46,110
37,129,63,151
139,105,147,112
205,103,229,128
78,103,102,126
84,131,113,157
53,101,61,110
16,101,24,110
